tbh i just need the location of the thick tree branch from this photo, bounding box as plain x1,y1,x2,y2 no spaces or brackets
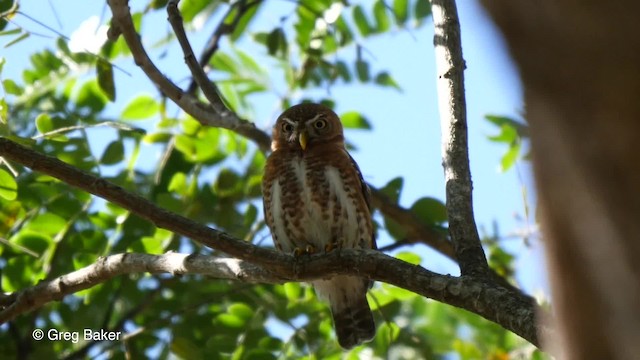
431,0,489,277
107,0,271,152
0,253,274,324
369,187,454,259
0,137,541,346
0,250,542,346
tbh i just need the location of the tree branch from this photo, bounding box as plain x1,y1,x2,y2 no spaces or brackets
167,0,229,113
105,0,465,265
0,137,542,346
0,253,274,324
184,0,261,95
0,250,543,346
106,0,271,152
431,0,489,276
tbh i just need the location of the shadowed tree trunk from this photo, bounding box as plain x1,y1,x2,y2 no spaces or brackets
481,1,640,359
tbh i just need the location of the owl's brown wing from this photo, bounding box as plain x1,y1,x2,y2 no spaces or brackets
347,153,376,251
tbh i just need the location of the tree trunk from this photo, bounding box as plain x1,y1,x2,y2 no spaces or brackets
480,1,640,358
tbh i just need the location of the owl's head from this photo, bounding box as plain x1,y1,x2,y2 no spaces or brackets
271,103,344,151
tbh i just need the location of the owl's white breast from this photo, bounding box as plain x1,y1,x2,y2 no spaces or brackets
267,158,362,252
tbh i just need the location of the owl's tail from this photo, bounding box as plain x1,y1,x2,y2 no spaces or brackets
332,294,376,349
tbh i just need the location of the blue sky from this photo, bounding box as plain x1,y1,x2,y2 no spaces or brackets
2,1,548,296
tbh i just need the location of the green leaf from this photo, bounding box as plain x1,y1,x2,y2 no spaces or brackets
75,79,109,112
121,94,159,120
213,168,242,198
4,32,29,48
373,0,391,33
488,124,518,143
171,337,203,360
0,168,17,200
395,251,422,265
140,235,164,254
2,78,21,95
393,0,409,25
266,28,287,57
355,60,370,82
142,132,172,144
340,111,372,129
35,113,54,133
485,114,529,138
353,5,372,36
2,257,35,291
500,142,521,172
27,213,67,236
414,0,432,21
375,72,401,91
0,28,21,37
228,303,254,321
379,177,403,203
383,282,416,300
230,3,260,41
96,58,116,102
11,230,52,256
216,313,245,329
410,197,448,225
100,141,125,165
168,172,188,195
283,282,302,301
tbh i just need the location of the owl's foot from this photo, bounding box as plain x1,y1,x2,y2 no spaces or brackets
324,239,339,253
293,244,317,256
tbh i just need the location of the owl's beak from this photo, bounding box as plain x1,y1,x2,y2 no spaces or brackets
298,131,308,150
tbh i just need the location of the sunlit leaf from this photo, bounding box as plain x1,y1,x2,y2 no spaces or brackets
75,79,109,112
395,251,422,265
373,0,391,33
0,168,17,200
4,32,29,48
121,94,159,120
500,142,521,172
2,78,21,95
340,111,372,129
393,0,409,25
284,282,302,301
353,5,372,36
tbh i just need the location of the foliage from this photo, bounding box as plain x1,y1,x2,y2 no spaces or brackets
0,0,542,359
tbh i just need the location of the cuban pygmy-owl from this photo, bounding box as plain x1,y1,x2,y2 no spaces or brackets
262,103,376,349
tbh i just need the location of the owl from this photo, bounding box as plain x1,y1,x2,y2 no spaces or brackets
262,103,376,349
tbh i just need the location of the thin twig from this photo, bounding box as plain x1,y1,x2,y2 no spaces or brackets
107,0,271,152
431,0,489,277
185,0,262,95
167,0,228,113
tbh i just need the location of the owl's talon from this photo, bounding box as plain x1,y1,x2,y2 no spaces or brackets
293,245,316,256
325,240,339,253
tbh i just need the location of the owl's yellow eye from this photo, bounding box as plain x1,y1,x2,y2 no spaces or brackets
282,123,294,133
313,119,327,129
